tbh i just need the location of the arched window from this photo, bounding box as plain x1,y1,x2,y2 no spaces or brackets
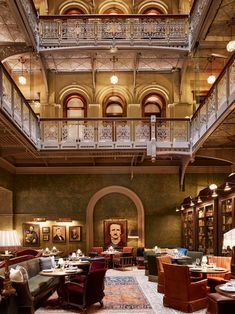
64,8,85,15
103,95,126,117
142,94,165,117
103,8,124,14
63,94,86,118
143,8,163,14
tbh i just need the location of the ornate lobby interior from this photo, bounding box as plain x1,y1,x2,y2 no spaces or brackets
0,0,235,313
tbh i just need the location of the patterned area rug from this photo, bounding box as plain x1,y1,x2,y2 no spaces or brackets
104,276,152,310
36,275,152,313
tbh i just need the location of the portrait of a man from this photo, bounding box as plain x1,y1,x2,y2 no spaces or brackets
23,223,40,247
52,226,66,243
104,219,127,248
69,226,81,242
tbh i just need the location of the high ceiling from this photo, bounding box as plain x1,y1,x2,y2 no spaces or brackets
0,0,235,172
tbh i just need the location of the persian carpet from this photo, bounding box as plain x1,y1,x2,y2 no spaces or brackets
104,276,152,310
36,275,152,313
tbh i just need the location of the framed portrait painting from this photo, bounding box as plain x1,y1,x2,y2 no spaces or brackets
69,226,81,242
42,234,50,241
42,227,50,233
52,225,66,243
103,219,127,248
23,223,40,247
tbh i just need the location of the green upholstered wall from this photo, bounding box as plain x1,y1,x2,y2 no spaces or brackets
9,172,226,254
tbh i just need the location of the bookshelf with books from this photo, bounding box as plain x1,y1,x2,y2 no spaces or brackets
181,207,195,250
218,195,235,255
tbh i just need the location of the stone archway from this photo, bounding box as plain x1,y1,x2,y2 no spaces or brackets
86,186,145,251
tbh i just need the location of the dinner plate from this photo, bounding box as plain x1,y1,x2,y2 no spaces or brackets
219,285,235,292
65,269,77,273
42,269,53,272
213,267,225,271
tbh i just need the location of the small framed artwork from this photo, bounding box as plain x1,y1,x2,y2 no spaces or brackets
103,219,127,248
52,225,66,243
69,226,81,242
23,223,40,247
42,234,50,241
42,227,50,233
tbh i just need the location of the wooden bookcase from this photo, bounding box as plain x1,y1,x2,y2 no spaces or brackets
195,201,217,255
218,194,235,255
181,207,195,250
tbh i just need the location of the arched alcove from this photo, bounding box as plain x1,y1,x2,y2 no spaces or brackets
86,186,145,251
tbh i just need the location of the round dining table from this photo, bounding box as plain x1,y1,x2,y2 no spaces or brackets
189,266,227,279
215,283,235,299
40,267,83,303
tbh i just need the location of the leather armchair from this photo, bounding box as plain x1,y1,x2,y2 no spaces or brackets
206,292,235,314
207,256,232,292
156,255,171,292
63,268,107,313
163,263,209,312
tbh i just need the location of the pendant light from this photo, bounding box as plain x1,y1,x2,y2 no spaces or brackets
110,56,118,84
207,56,216,85
18,57,27,85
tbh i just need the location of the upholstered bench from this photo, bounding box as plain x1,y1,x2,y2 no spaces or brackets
0,256,59,314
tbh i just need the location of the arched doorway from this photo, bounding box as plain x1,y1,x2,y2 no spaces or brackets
86,186,145,251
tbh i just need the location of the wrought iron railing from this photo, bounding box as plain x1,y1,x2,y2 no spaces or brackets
39,14,189,48
191,53,235,150
0,64,40,145
39,117,191,155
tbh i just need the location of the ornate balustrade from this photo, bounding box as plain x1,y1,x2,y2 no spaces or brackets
0,65,39,145
39,14,189,48
39,117,191,156
191,54,235,150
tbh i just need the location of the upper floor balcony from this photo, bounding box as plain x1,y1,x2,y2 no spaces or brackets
39,14,189,50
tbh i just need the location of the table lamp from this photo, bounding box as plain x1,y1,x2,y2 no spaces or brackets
0,230,21,296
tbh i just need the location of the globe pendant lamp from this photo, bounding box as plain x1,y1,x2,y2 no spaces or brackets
18,57,27,85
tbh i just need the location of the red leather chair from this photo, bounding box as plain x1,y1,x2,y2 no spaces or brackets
207,256,232,292
206,292,235,314
163,263,209,312
63,268,107,313
156,255,171,293
16,249,42,257
88,246,103,257
71,260,106,284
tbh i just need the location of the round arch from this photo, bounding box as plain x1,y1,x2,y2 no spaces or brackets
96,85,133,106
98,0,130,14
58,1,90,14
137,0,168,14
86,186,145,251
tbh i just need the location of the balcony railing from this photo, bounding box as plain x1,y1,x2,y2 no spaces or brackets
39,14,189,49
0,64,39,145
39,117,191,156
191,53,235,150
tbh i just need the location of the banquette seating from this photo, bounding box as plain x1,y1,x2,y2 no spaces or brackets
163,263,209,312
88,247,103,258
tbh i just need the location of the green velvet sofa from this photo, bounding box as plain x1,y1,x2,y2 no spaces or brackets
0,256,59,314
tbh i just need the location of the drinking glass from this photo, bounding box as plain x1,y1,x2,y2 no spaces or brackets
196,258,200,266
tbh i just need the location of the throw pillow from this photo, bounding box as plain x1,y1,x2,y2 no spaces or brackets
16,265,29,281
10,268,23,282
39,257,53,270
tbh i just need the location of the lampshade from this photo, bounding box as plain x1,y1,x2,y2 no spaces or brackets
0,230,21,251
226,40,235,52
223,228,235,250
224,182,232,191
128,229,139,238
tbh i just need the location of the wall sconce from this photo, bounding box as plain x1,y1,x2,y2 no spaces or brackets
33,217,47,222
197,196,202,203
128,229,139,239
18,57,27,85
56,218,72,222
224,182,232,192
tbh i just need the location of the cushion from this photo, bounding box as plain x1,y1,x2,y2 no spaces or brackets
16,265,29,281
39,257,53,270
10,268,23,282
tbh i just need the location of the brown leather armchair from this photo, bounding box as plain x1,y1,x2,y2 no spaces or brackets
156,255,171,293
163,263,209,312
206,292,235,314
207,256,232,292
